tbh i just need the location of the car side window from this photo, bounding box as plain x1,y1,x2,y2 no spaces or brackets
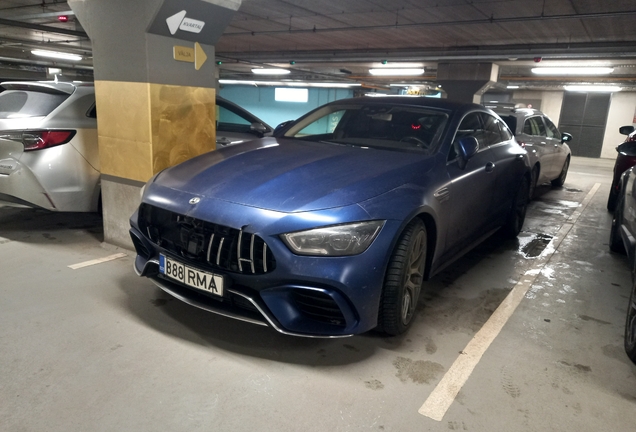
480,113,505,146
87,104,97,118
497,118,514,141
527,117,546,136
217,103,252,133
544,117,561,140
449,112,484,161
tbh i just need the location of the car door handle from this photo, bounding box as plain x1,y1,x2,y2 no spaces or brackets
485,162,495,172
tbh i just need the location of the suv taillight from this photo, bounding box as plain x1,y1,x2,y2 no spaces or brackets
0,130,76,151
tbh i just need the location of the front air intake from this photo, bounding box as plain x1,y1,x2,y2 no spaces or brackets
138,204,276,275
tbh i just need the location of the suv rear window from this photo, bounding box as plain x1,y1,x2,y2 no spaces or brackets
0,90,69,119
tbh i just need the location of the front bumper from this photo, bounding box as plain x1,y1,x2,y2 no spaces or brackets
129,203,400,337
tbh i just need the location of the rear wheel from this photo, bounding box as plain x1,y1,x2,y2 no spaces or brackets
379,219,427,336
551,157,570,187
607,182,619,212
502,176,529,238
625,276,636,364
610,193,626,254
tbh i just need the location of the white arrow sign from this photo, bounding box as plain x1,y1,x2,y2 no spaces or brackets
166,10,205,35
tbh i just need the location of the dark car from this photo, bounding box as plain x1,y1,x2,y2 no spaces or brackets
492,106,572,198
607,125,636,211
216,96,272,146
608,166,636,364
130,97,531,337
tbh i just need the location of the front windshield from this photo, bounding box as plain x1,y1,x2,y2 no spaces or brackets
284,104,449,153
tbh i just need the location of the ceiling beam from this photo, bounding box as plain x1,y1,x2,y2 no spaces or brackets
0,17,88,39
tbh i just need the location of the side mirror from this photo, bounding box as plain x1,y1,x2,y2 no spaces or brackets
561,132,572,143
250,122,268,137
619,125,635,136
455,136,479,170
273,120,294,137
617,142,636,156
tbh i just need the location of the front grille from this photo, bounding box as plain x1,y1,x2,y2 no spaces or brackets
291,289,346,327
139,204,276,275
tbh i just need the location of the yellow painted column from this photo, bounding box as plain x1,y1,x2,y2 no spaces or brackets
68,0,240,247
94,81,216,182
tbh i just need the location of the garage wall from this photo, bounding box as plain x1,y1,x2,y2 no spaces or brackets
219,86,353,129
602,92,636,159
513,90,636,159
512,90,564,124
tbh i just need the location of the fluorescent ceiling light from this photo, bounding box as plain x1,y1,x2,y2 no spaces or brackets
275,88,308,102
31,49,82,61
564,85,622,92
369,68,425,76
251,68,290,75
219,79,360,88
531,67,614,75
507,85,520,89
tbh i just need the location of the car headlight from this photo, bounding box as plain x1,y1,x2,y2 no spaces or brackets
280,221,385,256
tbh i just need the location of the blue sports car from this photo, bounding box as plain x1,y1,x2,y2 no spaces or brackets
130,97,531,337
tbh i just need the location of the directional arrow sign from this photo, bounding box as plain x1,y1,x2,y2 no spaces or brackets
173,42,207,71
166,10,205,35
194,42,207,70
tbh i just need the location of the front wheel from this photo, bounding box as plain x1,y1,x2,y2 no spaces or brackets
529,165,539,200
502,176,529,238
379,219,427,336
551,157,570,187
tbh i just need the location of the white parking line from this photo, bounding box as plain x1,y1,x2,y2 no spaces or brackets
68,253,128,270
418,183,601,421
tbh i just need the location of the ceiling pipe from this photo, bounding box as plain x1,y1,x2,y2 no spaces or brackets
223,10,636,38
217,42,636,64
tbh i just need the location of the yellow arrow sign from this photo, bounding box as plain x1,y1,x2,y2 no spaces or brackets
173,42,207,71
194,42,207,70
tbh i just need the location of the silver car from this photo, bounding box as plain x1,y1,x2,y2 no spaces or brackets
0,80,99,212
493,107,573,198
0,82,271,213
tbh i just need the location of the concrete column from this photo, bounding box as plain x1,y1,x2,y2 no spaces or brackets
68,0,240,248
436,63,499,104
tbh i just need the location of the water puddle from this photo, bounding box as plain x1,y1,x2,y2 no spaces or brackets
517,232,554,258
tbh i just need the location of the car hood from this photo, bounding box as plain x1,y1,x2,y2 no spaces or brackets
154,138,435,213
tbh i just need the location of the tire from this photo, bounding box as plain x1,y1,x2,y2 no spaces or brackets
529,165,539,200
379,219,427,336
607,184,619,212
502,176,529,238
610,193,626,254
551,157,570,187
625,276,636,364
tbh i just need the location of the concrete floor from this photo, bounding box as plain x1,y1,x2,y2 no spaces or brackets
1,156,635,431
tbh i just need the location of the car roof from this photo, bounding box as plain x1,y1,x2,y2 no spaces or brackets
487,105,544,118
0,80,93,95
333,96,485,112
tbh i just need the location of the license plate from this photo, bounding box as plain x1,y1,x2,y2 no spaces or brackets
160,254,224,296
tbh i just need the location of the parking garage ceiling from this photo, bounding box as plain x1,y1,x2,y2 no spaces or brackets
1,0,636,90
